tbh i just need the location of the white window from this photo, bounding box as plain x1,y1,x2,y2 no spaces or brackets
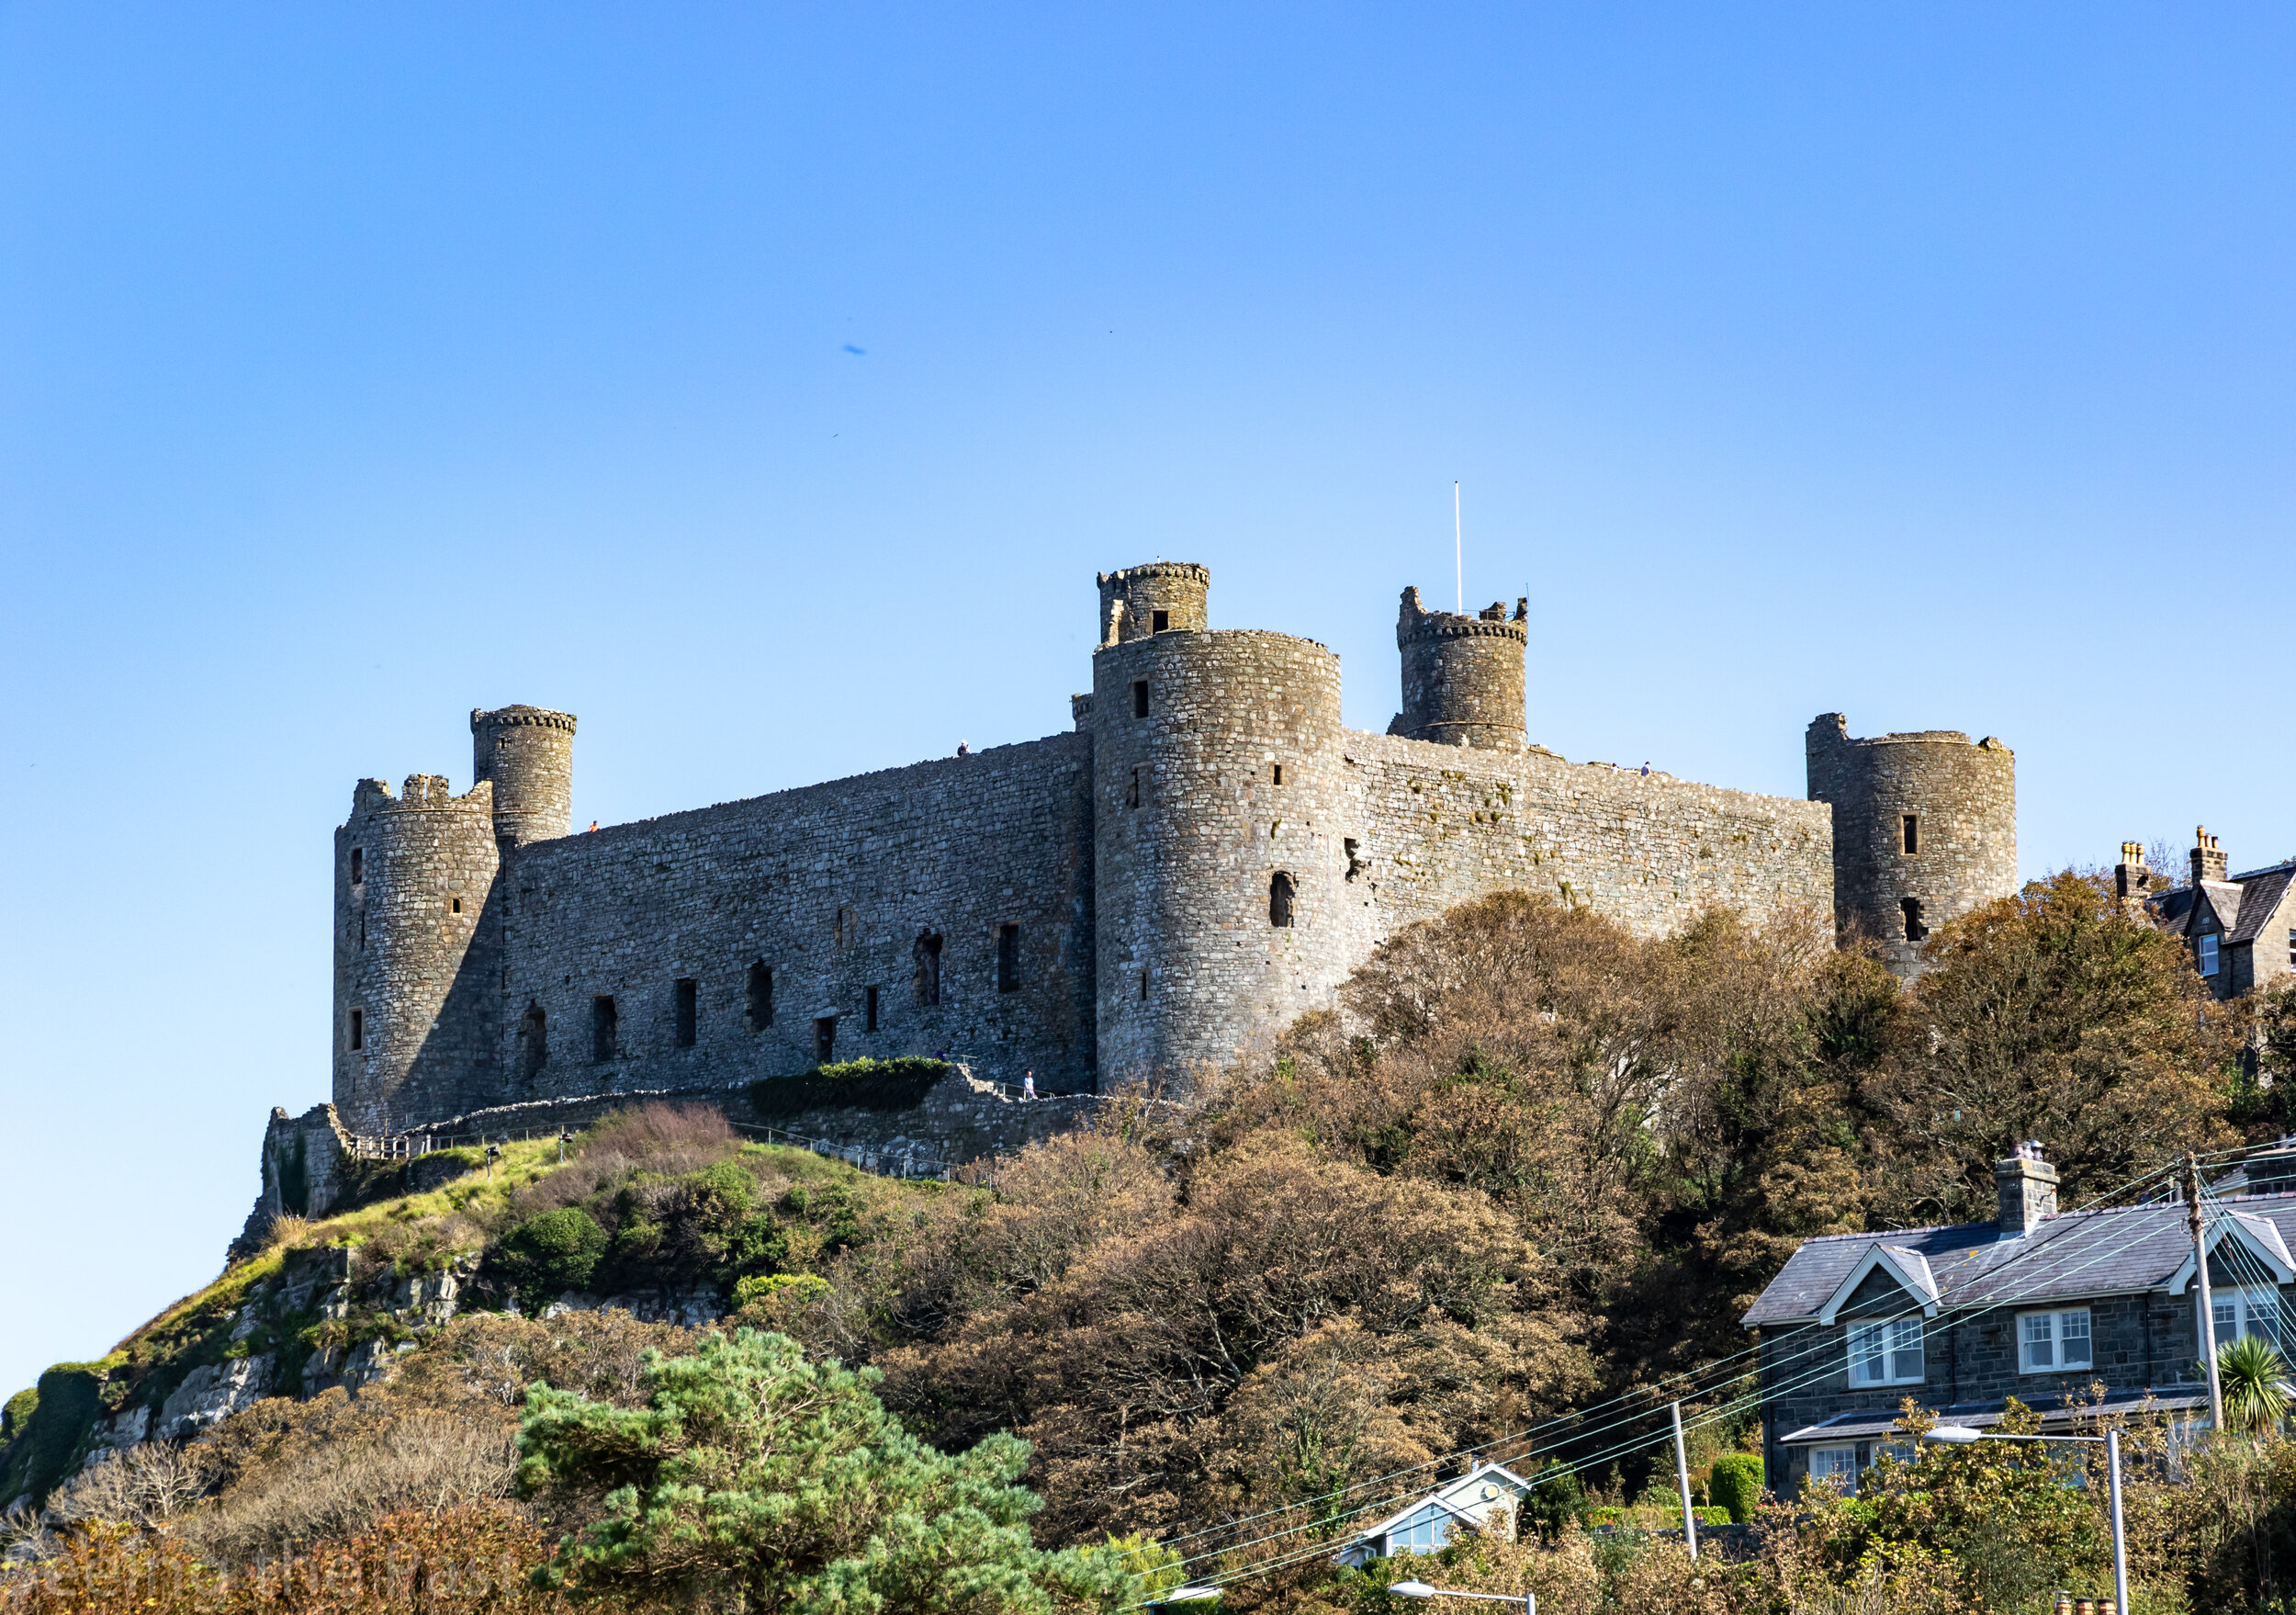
1848,1317,1924,1386
2209,1286,2282,1348
1808,1446,1860,1489
2018,1308,2094,1372
1383,1503,1458,1553
2200,934,2221,977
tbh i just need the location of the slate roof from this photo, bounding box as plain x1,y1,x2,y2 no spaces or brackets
2229,864,2296,945
1742,1191,2296,1327
2197,881,2247,937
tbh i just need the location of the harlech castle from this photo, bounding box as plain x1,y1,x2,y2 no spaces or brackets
329,561,2017,1136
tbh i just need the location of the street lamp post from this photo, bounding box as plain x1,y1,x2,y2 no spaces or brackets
1390,1578,1534,1615
1922,1426,2126,1612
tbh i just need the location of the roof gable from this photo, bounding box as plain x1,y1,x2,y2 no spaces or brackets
2166,1212,2295,1293
2230,867,2296,945
1818,1244,1941,1325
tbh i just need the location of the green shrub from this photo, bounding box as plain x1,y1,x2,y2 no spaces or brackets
499,1207,609,1305
749,1057,949,1118
1515,1457,1587,1539
1708,1451,1763,1523
1,1386,35,1446
733,1273,830,1309
1693,1506,1730,1526
17,1362,104,1505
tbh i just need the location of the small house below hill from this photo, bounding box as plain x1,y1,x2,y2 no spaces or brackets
1331,1462,1534,1566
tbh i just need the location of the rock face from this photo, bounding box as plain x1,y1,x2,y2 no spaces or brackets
157,1355,275,1440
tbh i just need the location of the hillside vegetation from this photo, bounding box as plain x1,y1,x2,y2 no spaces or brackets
11,872,2296,1614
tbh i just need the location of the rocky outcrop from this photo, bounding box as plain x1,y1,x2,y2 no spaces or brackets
156,1356,276,1440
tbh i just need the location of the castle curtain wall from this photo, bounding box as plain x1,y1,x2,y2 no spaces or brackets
493,734,1097,1105
1338,735,1837,956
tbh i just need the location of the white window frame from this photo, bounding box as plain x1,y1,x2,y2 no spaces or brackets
2199,933,2221,977
1808,1446,1860,1490
2209,1285,2283,1349
2016,1307,2094,1373
1847,1317,1924,1386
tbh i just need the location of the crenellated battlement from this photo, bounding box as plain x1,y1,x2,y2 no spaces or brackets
469,705,576,735
351,775,494,815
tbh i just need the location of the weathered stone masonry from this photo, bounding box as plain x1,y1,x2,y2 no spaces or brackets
323,563,2018,1137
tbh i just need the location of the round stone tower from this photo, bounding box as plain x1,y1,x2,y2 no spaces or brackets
1091,566,1348,1091
471,706,576,848
1806,714,2017,978
1097,561,1210,646
334,774,501,1135
1389,586,1528,750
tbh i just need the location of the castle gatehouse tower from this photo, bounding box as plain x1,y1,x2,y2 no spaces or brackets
1388,587,1529,750
1806,714,2017,978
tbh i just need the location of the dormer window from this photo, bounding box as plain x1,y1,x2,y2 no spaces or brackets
2200,934,2221,977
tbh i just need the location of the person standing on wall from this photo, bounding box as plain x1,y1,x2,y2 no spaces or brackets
1022,1070,1036,1101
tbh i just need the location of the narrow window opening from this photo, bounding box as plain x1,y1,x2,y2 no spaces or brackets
914,932,943,1006
814,1015,838,1065
865,985,880,1032
591,996,619,1062
350,847,364,885
350,1009,364,1050
1140,971,1149,1001
1902,815,1920,855
519,1002,547,1081
359,916,366,950
1127,767,1140,808
1131,680,1149,718
451,896,462,915
747,962,773,1030
997,923,1021,992
1151,609,1170,633
836,906,857,948
1900,897,1927,942
1270,871,1296,928
1272,763,1284,786
674,978,698,1047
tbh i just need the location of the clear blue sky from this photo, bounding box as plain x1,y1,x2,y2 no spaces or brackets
4,4,2292,1398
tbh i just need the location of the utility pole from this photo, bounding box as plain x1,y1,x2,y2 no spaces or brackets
2106,1429,2130,1615
1669,1400,1698,1560
2188,1155,2225,1430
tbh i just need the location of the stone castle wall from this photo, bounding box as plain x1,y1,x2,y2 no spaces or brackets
471,732,1096,1134
324,562,2013,1135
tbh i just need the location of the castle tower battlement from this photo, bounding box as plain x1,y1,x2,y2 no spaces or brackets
335,774,501,1135
472,706,576,849
1389,587,1529,751
1097,561,1210,646
1806,714,2017,978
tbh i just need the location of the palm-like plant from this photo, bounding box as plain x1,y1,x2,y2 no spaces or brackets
2215,1332,2290,1433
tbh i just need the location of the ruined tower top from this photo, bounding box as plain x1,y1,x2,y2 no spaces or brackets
1097,562,1210,647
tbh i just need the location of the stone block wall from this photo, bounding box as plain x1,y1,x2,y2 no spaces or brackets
493,734,1097,1115
1806,716,2017,977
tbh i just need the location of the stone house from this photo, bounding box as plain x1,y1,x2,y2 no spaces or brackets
2120,830,2296,1001
1741,1148,2296,1496
1330,1462,1535,1565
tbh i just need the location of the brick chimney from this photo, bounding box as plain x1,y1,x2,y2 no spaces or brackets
2193,827,2228,886
1996,1143,2059,1237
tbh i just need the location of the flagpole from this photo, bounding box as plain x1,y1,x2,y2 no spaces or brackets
1454,481,1462,612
